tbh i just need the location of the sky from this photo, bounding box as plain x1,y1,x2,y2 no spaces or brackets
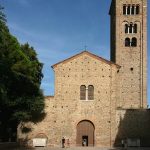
1,0,150,105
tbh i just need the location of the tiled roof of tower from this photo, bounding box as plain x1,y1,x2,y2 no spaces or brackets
109,0,115,15
51,50,120,69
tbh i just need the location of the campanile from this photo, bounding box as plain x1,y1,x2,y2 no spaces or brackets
109,0,147,108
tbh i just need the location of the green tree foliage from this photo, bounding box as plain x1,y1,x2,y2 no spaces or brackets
0,5,6,23
0,5,44,141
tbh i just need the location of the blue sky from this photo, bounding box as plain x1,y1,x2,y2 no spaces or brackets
1,0,150,105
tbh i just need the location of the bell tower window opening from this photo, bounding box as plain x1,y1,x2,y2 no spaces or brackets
123,4,140,15
136,5,140,14
125,24,129,33
131,37,137,47
134,24,137,33
131,5,135,15
123,5,126,15
125,38,130,47
127,5,130,15
129,23,133,33
125,23,137,34
125,37,137,47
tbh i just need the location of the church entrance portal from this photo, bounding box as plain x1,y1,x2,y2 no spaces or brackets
76,120,95,146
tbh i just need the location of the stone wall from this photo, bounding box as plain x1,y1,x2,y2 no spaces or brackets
52,52,119,147
17,96,56,147
17,52,119,147
17,0,148,148
115,109,150,146
110,0,147,108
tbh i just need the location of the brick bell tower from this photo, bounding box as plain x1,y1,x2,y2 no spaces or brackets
109,0,147,108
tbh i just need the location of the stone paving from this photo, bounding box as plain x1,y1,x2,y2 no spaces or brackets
2,147,150,150
25,147,150,150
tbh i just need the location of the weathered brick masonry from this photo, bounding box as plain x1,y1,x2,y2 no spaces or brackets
18,0,149,147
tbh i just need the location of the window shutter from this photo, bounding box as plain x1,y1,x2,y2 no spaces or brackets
88,85,94,100
80,85,86,100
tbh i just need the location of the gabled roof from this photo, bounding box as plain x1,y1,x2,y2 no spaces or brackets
51,50,120,69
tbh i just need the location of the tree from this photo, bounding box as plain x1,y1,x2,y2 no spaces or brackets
0,5,44,142
0,5,6,23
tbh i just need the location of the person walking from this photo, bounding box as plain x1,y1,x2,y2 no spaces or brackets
62,137,65,148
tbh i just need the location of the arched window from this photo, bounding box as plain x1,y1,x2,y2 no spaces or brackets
125,38,130,47
125,24,128,33
127,5,130,15
123,4,140,15
131,37,137,47
88,85,94,100
123,5,126,15
131,5,135,15
129,23,133,33
80,85,86,100
136,5,140,14
134,24,137,33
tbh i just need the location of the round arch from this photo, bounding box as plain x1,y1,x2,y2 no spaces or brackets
34,133,48,139
76,120,95,147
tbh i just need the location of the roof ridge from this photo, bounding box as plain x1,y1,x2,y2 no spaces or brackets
51,50,120,68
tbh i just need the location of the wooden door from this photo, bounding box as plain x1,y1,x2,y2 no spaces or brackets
76,120,94,146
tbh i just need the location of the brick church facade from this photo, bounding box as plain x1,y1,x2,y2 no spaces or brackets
18,0,150,147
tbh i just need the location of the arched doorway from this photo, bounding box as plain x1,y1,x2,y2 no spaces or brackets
76,120,95,147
